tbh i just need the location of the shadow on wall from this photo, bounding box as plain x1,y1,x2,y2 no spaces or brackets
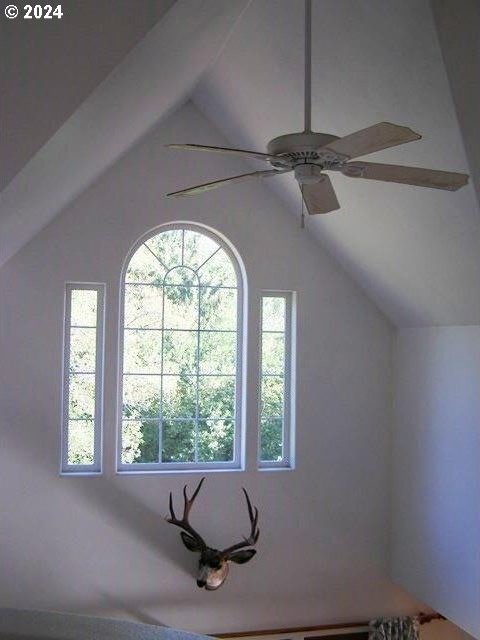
65,476,190,571
0,410,194,622
1,366,193,567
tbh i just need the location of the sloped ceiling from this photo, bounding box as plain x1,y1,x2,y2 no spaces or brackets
431,0,480,204
0,0,175,190
192,0,480,327
0,0,252,266
0,0,479,327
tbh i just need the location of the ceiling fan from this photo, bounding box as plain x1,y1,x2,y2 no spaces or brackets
166,0,469,215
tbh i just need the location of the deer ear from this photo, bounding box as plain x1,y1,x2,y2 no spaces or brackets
180,532,202,553
228,549,256,564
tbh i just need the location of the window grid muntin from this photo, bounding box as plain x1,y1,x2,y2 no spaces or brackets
61,283,104,474
118,225,243,471
259,292,294,468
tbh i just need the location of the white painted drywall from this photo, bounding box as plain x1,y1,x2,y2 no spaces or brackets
0,102,420,632
0,0,251,267
431,0,480,204
391,327,480,638
2,0,479,330
0,0,175,191
193,0,480,327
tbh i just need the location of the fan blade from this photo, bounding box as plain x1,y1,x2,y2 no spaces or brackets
321,122,421,159
301,176,340,214
166,144,286,164
167,169,288,197
341,162,469,191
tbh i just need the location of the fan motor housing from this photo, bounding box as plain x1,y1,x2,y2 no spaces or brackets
267,131,341,167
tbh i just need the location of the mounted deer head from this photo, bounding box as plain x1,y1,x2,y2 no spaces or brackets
166,477,259,590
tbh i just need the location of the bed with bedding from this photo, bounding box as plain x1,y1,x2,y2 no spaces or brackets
0,609,211,640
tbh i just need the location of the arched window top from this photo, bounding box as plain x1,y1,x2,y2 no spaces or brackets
125,227,238,289
119,224,245,472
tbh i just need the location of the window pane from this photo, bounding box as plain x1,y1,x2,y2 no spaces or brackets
197,248,236,287
63,284,104,472
200,287,237,330
262,296,285,332
71,289,97,327
164,266,197,287
121,419,159,464
260,418,283,462
120,227,242,469
261,376,284,418
259,293,294,467
69,373,95,419
123,329,162,374
199,332,236,375
163,286,198,330
124,284,162,329
145,230,183,270
69,327,97,372
161,375,197,419
122,375,161,419
198,419,234,462
163,330,197,374
68,420,95,465
261,333,285,375
183,230,219,270
198,376,235,418
162,420,195,462
126,243,166,284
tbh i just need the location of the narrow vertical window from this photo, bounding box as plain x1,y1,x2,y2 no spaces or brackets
259,292,295,468
61,284,104,473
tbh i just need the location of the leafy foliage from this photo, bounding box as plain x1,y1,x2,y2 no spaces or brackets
121,229,240,465
67,230,286,467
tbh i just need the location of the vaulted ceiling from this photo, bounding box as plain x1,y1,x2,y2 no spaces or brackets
0,0,175,190
0,0,478,327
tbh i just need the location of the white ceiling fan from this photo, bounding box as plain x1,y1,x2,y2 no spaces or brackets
166,0,469,215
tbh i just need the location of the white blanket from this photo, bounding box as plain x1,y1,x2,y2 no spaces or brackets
0,609,213,640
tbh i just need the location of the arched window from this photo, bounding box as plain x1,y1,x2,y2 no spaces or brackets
118,224,245,471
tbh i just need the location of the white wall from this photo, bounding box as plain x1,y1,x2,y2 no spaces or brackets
0,101,419,631
391,327,480,638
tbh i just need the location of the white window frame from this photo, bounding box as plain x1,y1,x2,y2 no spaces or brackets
61,283,105,475
117,223,247,473
258,291,296,470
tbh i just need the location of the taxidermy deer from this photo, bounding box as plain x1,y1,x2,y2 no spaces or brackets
166,477,259,590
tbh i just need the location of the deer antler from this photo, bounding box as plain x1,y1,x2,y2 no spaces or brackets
166,477,207,549
221,488,260,557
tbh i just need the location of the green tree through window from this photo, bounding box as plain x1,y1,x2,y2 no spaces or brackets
120,226,242,469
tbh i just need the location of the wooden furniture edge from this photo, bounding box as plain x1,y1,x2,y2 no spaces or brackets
212,612,445,638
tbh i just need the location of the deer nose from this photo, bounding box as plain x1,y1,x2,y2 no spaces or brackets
196,579,206,588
